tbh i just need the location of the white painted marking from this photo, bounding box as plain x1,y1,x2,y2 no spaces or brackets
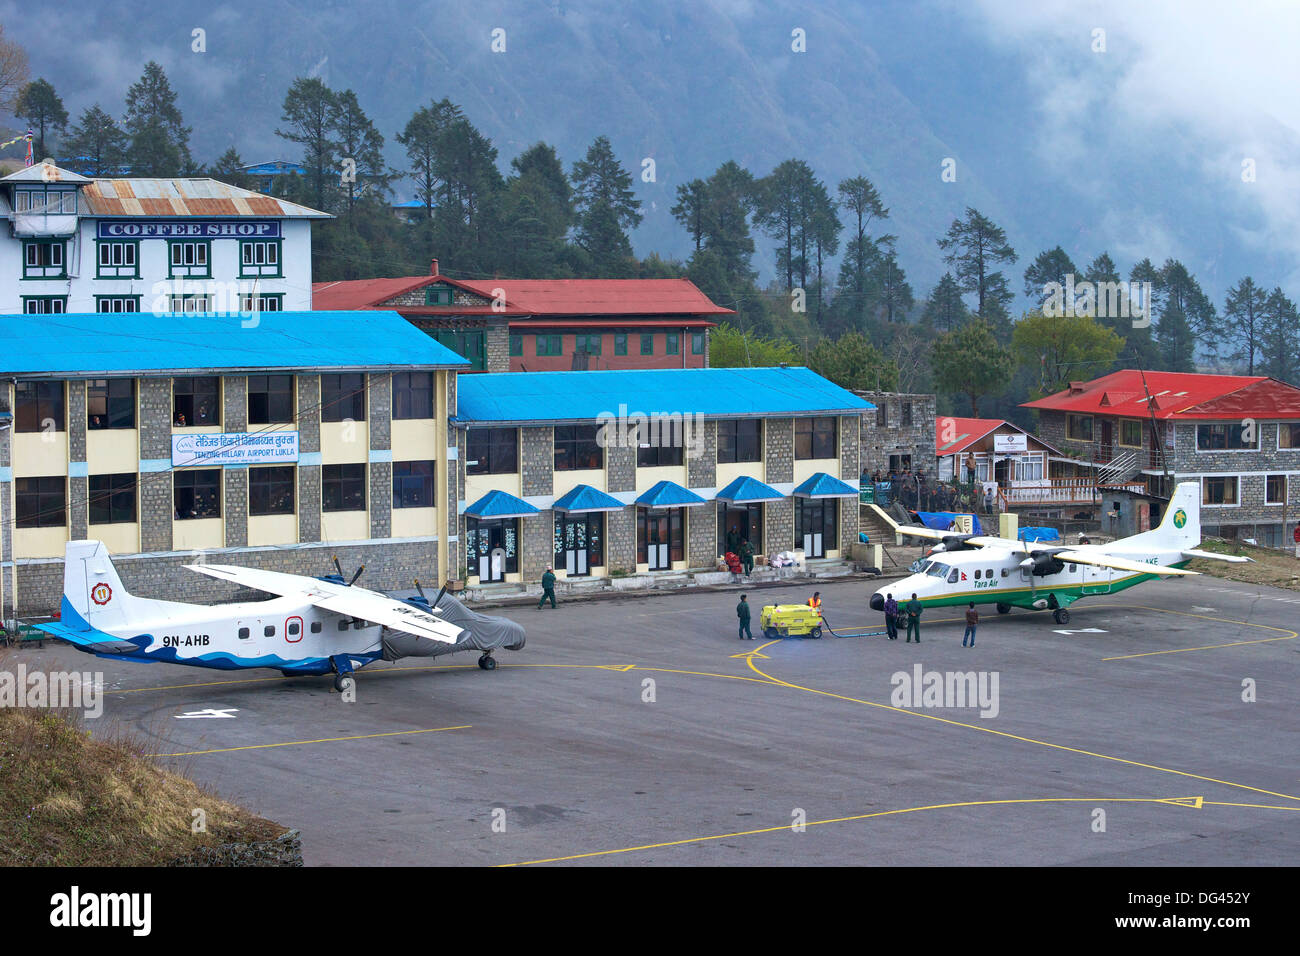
1189,606,1215,613
175,708,239,719
1052,628,1109,635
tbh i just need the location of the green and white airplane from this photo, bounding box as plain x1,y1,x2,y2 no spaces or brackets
868,481,1249,625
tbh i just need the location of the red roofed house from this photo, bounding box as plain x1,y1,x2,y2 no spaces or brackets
1024,370,1300,545
312,260,733,372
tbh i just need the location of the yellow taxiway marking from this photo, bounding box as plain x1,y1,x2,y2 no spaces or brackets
730,638,780,660
149,724,471,757
743,655,1300,805
1092,605,1298,660
501,794,1300,865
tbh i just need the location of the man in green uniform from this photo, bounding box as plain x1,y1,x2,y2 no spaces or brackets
905,592,922,643
736,593,754,640
739,539,755,576
538,566,557,609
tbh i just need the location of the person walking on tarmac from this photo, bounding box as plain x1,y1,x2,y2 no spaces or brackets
883,593,899,640
537,566,557,609
807,591,822,616
963,602,979,647
905,593,923,643
737,594,754,640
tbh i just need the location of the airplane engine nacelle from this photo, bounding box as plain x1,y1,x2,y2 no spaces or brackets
1024,552,1065,577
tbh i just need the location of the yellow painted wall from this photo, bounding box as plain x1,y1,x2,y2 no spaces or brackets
391,506,436,537
248,514,298,547
173,517,223,551
553,467,606,496
15,526,68,559
634,464,689,495
172,425,221,436
465,471,521,502
320,420,369,463
714,460,765,490
793,457,838,487
95,523,140,555
392,419,437,460
88,429,139,473
13,432,68,477
321,510,369,542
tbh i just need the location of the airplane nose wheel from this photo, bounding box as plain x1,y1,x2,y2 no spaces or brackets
478,654,497,671
1052,608,1070,625
333,674,355,693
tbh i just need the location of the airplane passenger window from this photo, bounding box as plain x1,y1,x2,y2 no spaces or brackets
1069,564,1077,572
288,621,300,636
264,625,275,637
986,568,993,577
338,619,348,631
974,570,981,580
1001,568,1009,577
310,621,322,633
238,627,249,639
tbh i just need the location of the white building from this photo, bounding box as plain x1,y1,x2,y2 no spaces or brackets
0,162,327,316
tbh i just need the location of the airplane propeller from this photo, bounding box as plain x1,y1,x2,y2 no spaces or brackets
332,555,365,587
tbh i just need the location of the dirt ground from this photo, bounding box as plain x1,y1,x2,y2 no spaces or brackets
1187,539,1300,591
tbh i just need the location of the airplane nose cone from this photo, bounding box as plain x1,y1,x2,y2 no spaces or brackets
869,593,884,612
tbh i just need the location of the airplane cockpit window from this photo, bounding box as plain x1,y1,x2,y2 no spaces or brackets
947,568,959,584
909,559,931,574
927,562,950,578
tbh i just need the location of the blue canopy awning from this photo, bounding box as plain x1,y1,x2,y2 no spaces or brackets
715,475,785,504
635,480,709,508
792,472,859,499
464,489,539,519
553,484,625,513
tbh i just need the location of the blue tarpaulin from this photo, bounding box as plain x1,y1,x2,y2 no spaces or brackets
1018,526,1061,543
914,511,983,535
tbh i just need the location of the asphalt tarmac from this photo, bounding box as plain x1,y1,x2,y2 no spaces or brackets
20,574,1300,866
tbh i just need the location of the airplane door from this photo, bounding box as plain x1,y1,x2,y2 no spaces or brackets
1082,566,1112,595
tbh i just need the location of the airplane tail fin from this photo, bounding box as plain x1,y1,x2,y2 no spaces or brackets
1127,481,1201,551
61,540,139,631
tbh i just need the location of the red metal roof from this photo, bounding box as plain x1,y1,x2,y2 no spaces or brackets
1022,369,1300,420
454,278,733,316
311,277,436,310
935,417,1003,455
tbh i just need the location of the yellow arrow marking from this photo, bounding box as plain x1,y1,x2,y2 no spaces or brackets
149,724,471,757
594,664,638,671
1159,796,1204,808
730,650,770,659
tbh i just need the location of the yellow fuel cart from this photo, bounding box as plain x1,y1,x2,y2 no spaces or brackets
759,603,823,639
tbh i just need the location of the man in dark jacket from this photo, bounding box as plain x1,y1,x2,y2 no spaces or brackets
883,593,899,640
905,593,923,643
538,566,557,609
737,594,754,640
963,602,978,647
739,539,755,576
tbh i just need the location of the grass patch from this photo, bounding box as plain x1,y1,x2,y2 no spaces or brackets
1186,539,1300,591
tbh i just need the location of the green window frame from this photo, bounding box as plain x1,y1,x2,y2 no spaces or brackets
240,293,284,314
424,286,455,306
239,239,283,277
640,333,655,356
95,295,141,313
433,330,486,372
22,240,66,279
95,239,140,279
576,333,602,355
22,296,67,314
167,239,212,278
536,334,562,357
509,334,523,357
614,333,628,355
666,333,680,355
691,331,706,355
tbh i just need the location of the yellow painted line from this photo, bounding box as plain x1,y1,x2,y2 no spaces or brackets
149,724,471,757
500,795,1208,866
1095,605,1298,660
743,655,1300,805
1104,634,1297,660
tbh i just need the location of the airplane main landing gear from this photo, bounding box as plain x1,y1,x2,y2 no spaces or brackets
334,673,356,693
996,603,1011,614
478,654,497,671
1052,608,1071,625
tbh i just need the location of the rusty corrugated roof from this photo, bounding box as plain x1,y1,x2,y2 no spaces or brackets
82,178,329,218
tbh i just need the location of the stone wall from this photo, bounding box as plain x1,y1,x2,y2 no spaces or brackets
857,391,937,476
686,419,716,488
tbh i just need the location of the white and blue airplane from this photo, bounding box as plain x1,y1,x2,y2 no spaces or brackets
37,541,525,692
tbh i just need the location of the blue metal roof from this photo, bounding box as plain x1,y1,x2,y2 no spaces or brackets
463,489,539,519
553,484,625,513
454,367,874,425
0,311,470,378
716,476,785,503
635,480,709,508
792,472,859,498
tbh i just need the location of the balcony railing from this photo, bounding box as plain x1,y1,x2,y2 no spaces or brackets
999,477,1146,507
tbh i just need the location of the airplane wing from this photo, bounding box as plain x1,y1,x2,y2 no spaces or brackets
1181,548,1253,564
1052,550,1199,577
187,564,462,644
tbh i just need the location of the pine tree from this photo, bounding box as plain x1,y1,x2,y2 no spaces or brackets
60,104,126,175
1223,276,1267,374
571,136,641,271
123,61,192,175
1023,245,1078,302
936,207,1017,318
332,89,391,213
920,273,969,332
277,77,340,212
14,79,67,161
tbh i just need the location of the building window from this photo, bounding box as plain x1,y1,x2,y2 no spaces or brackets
555,425,603,471
15,381,65,432
636,421,684,467
173,377,220,427
1196,423,1257,451
239,293,284,314
22,296,66,314
95,296,140,313
614,333,628,355
168,240,211,278
1280,423,1300,449
640,333,654,356
424,286,454,306
1202,476,1239,506
14,187,76,214
666,333,679,355
16,477,65,528
321,373,366,422
795,417,837,460
96,240,139,278
466,428,518,475
247,375,294,425
536,334,562,357
575,334,602,355
900,402,913,426
393,460,435,508
1120,419,1143,447
22,240,65,278
175,469,221,520
717,419,761,463
1266,474,1287,505
87,379,136,430
249,466,295,516
876,405,887,427
432,330,486,372
88,473,136,525
692,332,706,355
169,294,213,313
1066,414,1093,441
465,517,520,577
392,371,434,419
239,239,282,277
323,463,367,511
509,334,522,357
